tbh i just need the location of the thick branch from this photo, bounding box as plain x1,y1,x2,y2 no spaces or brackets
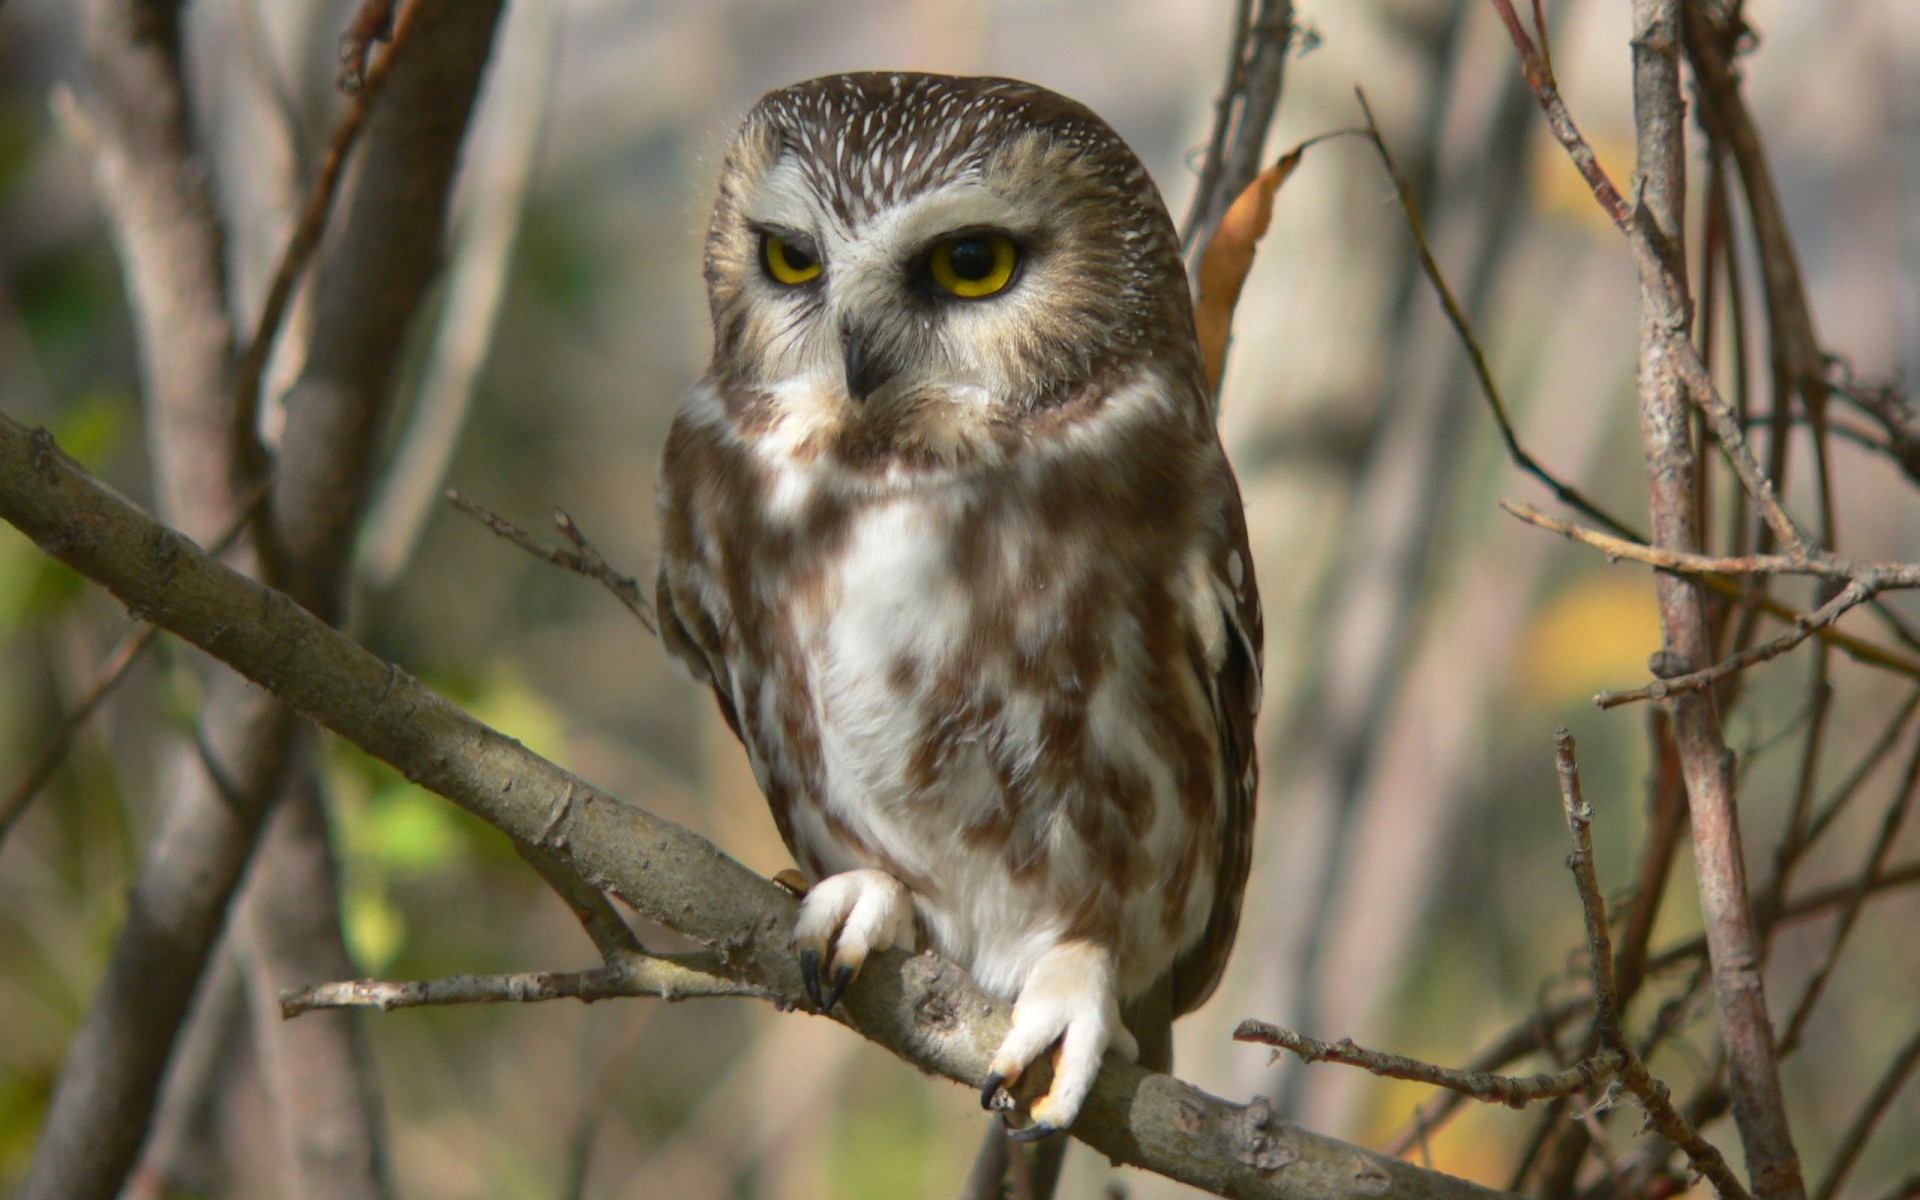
0,414,1518,1200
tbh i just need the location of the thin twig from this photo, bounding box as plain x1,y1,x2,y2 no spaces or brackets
448,491,656,633
1799,687,1920,853
1595,580,1876,709
1490,0,1810,560
1232,1021,1620,1109
338,0,399,93
1500,500,1920,587
0,475,270,847
1553,731,1753,1200
0,624,159,845
1776,733,1920,1055
1356,90,1635,541
231,0,419,494
1486,0,1628,223
1359,56,1920,684
279,955,764,1017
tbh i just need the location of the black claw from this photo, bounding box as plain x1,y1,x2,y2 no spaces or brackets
800,948,824,1010
1007,1121,1059,1144
821,963,854,1012
980,1073,1006,1111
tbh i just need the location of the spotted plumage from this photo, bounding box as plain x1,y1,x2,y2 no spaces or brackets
655,72,1263,1141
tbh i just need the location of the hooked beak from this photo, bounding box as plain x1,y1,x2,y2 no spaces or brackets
840,319,900,404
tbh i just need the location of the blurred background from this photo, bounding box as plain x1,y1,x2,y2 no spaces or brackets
1,1,1917,1197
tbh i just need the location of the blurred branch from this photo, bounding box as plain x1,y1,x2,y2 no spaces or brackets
1232,1022,1621,1109
0,475,266,850
361,0,556,585
26,5,506,1199
1813,1019,1920,1200
28,4,286,1194
229,0,418,499
448,492,657,634
1182,0,1295,259
338,0,399,93
1775,734,1920,1056
0,413,1520,1200
1354,89,1633,541
77,0,239,545
1683,1,1837,551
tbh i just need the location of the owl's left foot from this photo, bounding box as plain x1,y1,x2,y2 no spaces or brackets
978,940,1136,1138
792,868,916,1012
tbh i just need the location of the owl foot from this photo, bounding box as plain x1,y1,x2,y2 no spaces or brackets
977,941,1136,1137
792,868,915,1013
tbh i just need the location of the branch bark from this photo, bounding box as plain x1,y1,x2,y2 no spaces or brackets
1627,4,1804,1196
0,411,1520,1200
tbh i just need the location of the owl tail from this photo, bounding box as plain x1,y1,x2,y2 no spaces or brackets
957,975,1176,1199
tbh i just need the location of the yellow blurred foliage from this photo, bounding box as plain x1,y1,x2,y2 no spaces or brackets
1517,572,1663,704
1530,127,1637,231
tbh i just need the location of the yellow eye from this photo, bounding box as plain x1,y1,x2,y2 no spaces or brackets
927,233,1018,299
761,232,822,285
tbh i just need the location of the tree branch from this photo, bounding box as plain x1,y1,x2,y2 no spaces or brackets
1620,3,1804,1193
0,412,1521,1200
1232,1022,1622,1109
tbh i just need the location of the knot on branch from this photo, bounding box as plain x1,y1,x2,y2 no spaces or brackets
1231,1096,1300,1175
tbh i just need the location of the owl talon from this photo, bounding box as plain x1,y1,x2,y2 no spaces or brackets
980,1072,1008,1111
792,868,915,1015
985,941,1130,1135
821,963,855,1012
1006,1121,1059,1144
799,947,826,1010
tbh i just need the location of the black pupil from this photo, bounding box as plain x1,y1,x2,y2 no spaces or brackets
946,238,996,281
774,237,813,271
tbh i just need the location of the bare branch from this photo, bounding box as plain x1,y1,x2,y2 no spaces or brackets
1232,1021,1621,1109
1595,581,1875,710
1355,90,1635,541
1617,4,1805,1186
1500,500,1920,587
1182,0,1295,256
449,491,657,633
280,954,763,1016
1553,731,1752,1200
0,413,1521,1200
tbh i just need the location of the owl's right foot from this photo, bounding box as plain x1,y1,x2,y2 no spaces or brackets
979,940,1136,1139
792,868,916,1012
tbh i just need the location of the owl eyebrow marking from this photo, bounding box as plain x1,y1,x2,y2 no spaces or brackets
750,221,820,257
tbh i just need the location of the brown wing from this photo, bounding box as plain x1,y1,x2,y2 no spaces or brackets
1169,481,1263,1018
654,411,746,746
655,569,743,743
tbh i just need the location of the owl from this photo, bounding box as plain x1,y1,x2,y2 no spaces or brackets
655,72,1263,1142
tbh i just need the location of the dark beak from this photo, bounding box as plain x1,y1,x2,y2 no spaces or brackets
841,319,899,403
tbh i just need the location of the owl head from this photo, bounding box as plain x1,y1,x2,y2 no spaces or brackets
700,72,1201,466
